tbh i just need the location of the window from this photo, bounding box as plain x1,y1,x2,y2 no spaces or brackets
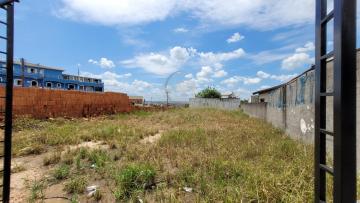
31,80,38,87
14,79,22,86
27,68,37,74
46,82,52,88
85,86,94,92
68,84,75,90
57,83,62,88
260,98,265,103
39,69,44,75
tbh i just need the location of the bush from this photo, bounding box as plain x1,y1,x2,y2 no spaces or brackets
196,87,221,99
64,176,88,194
53,165,70,180
114,164,156,200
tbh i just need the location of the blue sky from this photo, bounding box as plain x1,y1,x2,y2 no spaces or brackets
8,0,341,101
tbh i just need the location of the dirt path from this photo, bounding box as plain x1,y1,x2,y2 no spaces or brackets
2,141,109,202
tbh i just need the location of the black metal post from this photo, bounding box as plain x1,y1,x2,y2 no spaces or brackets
315,0,328,200
2,3,13,202
333,0,357,201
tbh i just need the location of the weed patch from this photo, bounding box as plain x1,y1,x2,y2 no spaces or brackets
114,164,156,200
53,164,70,180
64,176,88,194
43,152,61,166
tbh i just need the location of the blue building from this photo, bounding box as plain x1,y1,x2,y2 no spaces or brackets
0,59,104,92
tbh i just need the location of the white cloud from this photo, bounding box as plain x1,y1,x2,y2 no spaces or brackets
227,32,244,43
295,42,315,53
81,71,132,80
260,85,271,90
256,71,270,79
281,52,314,70
270,74,298,82
257,70,297,82
57,0,177,26
221,76,261,86
196,66,213,81
174,27,189,33
121,46,241,76
213,70,228,78
88,58,115,69
185,73,193,79
58,0,314,30
281,42,315,70
221,77,239,86
176,79,199,97
246,44,297,65
121,46,193,75
81,71,159,98
198,48,246,65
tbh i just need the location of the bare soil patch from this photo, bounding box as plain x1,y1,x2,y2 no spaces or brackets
140,130,164,144
6,141,110,202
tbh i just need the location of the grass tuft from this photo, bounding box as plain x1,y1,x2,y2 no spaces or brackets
114,164,156,200
64,176,88,194
26,179,45,203
53,164,70,180
43,152,61,166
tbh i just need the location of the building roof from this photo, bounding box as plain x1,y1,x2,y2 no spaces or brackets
12,59,65,71
129,96,144,100
253,65,315,95
251,48,360,95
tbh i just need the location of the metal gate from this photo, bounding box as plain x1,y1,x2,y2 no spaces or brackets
315,0,357,202
0,0,17,202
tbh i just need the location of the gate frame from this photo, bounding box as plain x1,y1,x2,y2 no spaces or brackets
0,1,17,202
315,0,357,202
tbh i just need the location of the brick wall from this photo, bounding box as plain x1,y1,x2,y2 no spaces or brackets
0,87,131,118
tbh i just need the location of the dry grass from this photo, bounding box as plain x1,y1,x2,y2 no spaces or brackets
12,108,329,202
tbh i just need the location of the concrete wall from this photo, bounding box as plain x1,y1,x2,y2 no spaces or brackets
241,103,267,120
242,69,317,143
241,51,360,168
0,87,131,118
189,98,241,110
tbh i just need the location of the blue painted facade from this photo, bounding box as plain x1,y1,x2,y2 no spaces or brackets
0,60,104,92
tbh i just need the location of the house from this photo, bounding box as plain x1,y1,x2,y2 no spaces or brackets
129,96,144,105
0,59,104,92
221,92,238,99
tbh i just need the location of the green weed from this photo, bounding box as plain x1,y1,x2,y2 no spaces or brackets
114,164,156,200
64,176,88,194
53,164,70,180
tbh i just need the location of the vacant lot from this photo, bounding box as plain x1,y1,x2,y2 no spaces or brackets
7,108,322,202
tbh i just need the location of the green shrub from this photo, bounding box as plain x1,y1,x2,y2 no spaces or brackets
195,87,221,98
88,150,110,168
53,165,70,180
64,176,88,194
114,164,156,200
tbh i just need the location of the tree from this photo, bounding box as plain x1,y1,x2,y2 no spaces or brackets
195,87,221,98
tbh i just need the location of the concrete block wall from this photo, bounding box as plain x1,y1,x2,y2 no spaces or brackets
0,87,131,118
241,103,267,120
189,98,241,110
241,51,360,168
